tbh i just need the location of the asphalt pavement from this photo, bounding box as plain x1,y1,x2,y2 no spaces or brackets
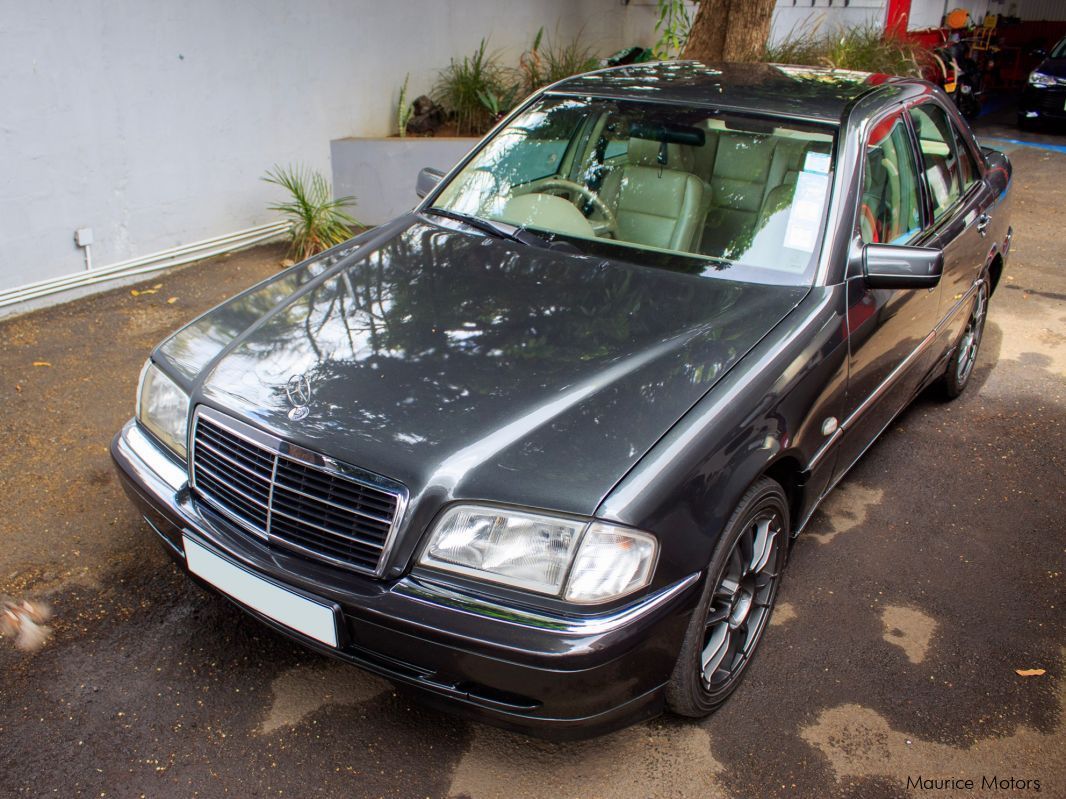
0,131,1063,799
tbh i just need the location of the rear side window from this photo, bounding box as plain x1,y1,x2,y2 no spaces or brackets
909,103,962,221
859,113,922,245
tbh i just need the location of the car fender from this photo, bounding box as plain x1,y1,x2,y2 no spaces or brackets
596,284,849,582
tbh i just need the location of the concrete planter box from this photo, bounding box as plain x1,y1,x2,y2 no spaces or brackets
331,136,479,225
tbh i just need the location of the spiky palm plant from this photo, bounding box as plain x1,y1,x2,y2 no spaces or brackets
397,73,413,137
263,164,359,261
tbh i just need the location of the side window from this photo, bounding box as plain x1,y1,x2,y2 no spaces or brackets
604,139,629,161
860,113,922,245
951,123,980,191
492,108,584,185
576,119,629,189
908,103,962,221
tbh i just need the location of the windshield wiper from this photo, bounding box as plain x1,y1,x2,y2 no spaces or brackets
425,207,559,250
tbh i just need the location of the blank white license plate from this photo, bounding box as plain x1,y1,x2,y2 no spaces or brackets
183,535,339,647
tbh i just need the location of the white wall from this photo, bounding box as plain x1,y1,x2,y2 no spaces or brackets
0,0,654,295
771,0,888,44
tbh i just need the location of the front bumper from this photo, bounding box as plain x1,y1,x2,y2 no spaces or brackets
1019,86,1066,122
110,419,700,738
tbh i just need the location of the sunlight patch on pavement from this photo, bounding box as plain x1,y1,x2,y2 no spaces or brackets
807,484,885,545
989,299,1066,378
258,663,389,734
449,722,728,799
801,650,1064,796
881,605,938,664
770,601,797,626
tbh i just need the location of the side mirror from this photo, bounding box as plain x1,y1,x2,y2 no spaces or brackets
1031,48,1047,60
416,167,445,199
863,243,943,290
984,147,1009,173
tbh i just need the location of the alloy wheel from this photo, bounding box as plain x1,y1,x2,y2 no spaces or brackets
956,282,988,386
699,510,783,694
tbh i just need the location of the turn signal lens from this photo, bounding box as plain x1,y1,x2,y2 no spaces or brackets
563,523,658,603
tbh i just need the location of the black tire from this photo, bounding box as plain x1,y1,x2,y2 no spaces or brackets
940,278,989,400
958,92,980,120
666,477,789,718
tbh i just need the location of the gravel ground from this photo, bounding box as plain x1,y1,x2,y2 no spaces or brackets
0,140,1063,799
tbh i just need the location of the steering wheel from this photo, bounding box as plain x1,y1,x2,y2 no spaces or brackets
530,178,618,236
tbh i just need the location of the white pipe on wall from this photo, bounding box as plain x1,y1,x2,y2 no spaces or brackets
0,221,290,310
0,221,291,300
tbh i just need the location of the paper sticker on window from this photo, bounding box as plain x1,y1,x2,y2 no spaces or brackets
926,166,951,211
783,171,829,252
804,151,831,174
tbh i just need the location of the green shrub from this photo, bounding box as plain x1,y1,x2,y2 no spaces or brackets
519,27,600,94
652,0,694,60
434,39,509,135
263,164,359,261
477,83,519,120
765,22,928,77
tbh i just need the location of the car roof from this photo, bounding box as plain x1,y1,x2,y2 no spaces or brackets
548,61,907,124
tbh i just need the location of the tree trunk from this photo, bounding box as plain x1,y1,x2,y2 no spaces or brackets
683,0,777,63
682,0,730,62
721,0,776,61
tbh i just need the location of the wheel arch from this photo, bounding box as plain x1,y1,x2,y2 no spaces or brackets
986,251,1004,295
762,453,808,535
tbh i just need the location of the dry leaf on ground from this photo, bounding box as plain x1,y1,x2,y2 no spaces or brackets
0,599,54,652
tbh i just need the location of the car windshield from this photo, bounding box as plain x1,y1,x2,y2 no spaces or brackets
1052,38,1066,59
430,95,836,285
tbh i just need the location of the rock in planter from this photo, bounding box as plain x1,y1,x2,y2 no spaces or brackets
407,95,445,136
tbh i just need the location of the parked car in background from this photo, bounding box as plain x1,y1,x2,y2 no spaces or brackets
113,62,1012,738
1019,36,1066,128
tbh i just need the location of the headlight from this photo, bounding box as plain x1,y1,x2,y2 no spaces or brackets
1029,70,1056,87
136,360,190,458
419,505,658,603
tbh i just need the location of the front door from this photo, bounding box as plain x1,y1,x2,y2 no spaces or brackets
908,100,994,345
833,109,942,479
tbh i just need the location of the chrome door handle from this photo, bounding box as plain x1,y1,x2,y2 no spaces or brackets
977,214,991,236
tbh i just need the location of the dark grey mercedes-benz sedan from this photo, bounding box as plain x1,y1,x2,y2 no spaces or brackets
112,62,1012,738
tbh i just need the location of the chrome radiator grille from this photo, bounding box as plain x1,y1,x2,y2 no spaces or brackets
190,408,406,575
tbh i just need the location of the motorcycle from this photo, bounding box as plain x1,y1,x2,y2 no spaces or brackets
929,37,983,119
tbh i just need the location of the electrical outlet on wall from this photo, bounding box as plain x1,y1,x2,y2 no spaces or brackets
74,227,93,247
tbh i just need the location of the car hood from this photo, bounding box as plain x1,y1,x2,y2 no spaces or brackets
1037,57,1066,79
160,216,806,522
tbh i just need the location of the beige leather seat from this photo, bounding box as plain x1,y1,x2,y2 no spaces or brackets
699,132,777,258
748,142,833,268
757,141,832,227
599,139,704,253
